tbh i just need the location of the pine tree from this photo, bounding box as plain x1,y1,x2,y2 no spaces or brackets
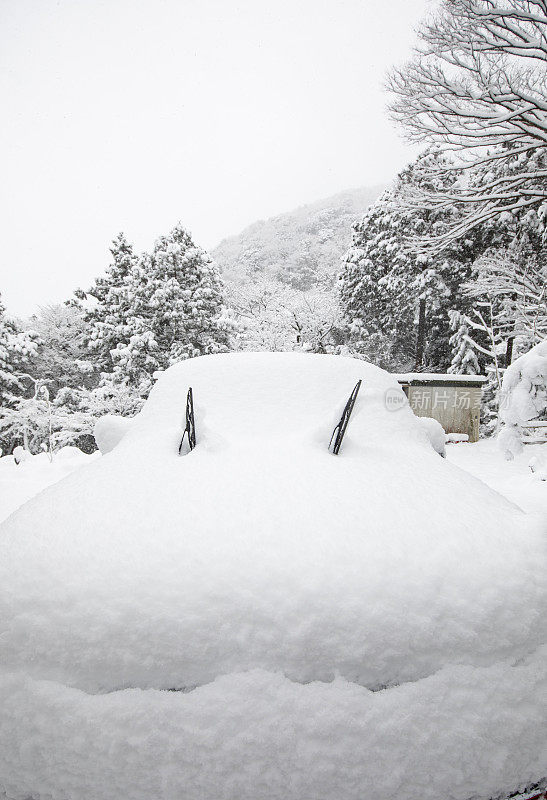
448,311,481,375
77,232,138,372
109,224,234,388
149,224,232,361
0,293,40,409
0,295,21,407
339,189,412,370
340,150,493,371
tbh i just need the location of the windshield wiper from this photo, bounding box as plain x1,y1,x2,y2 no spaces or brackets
329,380,362,455
179,387,196,454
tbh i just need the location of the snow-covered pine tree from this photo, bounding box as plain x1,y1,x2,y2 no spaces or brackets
448,311,481,375
109,224,234,388
340,150,487,371
77,232,138,373
339,188,411,370
148,224,232,362
0,295,22,408
0,293,40,409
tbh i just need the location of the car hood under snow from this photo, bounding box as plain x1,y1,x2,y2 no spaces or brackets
0,352,545,800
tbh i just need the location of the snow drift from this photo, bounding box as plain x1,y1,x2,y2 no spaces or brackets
0,352,545,800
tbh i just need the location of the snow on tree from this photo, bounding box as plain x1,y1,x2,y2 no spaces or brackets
339,189,410,370
108,225,234,390
448,300,508,435
212,187,381,291
78,225,234,394
339,151,486,371
498,338,547,458
228,277,342,353
0,293,39,410
447,310,481,375
448,231,547,433
144,224,233,363
0,297,22,408
0,374,146,456
23,303,97,395
0,377,75,456
469,238,547,348
387,0,547,251
77,233,139,373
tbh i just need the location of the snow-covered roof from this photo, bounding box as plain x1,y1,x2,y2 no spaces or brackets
396,372,487,384
0,352,545,800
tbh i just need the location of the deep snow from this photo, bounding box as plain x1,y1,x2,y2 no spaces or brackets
0,353,545,800
446,438,547,517
0,447,99,522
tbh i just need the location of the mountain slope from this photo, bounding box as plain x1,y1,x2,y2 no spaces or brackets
212,186,383,290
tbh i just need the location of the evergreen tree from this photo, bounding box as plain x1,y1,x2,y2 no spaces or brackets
109,224,234,388
149,224,232,361
77,232,138,372
340,151,494,371
0,295,21,407
0,293,39,409
447,311,481,375
339,189,412,370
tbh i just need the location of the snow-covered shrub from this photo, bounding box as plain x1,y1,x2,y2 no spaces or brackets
0,376,143,456
498,339,547,459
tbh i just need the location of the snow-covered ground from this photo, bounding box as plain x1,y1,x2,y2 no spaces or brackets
446,438,547,516
0,447,99,524
0,353,545,800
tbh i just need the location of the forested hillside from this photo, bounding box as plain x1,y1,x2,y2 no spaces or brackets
212,186,383,289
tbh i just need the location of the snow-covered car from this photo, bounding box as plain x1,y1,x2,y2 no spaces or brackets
0,352,545,800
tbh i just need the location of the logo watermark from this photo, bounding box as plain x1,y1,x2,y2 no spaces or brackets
384,388,408,412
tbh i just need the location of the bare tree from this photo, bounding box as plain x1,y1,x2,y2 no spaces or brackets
388,0,547,251
465,246,547,343
227,278,343,353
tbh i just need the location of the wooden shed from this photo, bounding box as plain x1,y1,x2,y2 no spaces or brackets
396,373,487,443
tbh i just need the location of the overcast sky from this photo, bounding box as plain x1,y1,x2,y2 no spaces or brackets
1,0,429,317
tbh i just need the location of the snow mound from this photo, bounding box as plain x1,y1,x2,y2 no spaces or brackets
530,453,547,481
416,415,446,457
0,352,545,800
446,431,469,443
0,447,98,524
93,414,133,454
12,445,31,464
54,445,88,461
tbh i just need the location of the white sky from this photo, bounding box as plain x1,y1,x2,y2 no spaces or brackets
1,0,429,317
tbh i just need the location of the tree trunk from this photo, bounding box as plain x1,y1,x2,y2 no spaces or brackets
505,336,514,368
415,298,426,370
